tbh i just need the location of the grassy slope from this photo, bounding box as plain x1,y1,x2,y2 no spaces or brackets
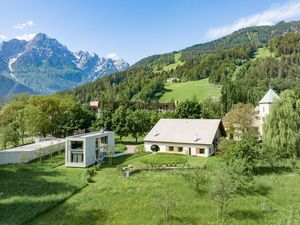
160,78,221,103
30,154,300,225
253,47,276,60
0,153,86,225
231,47,276,81
154,52,185,73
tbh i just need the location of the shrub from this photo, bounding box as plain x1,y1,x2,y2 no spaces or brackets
94,163,101,171
87,168,95,176
84,171,92,183
180,168,207,195
84,168,95,183
115,144,127,153
217,138,233,156
136,144,145,153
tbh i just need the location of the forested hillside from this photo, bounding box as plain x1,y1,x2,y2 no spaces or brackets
72,21,300,114
134,21,300,67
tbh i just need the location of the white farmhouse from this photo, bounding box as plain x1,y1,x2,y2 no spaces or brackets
258,88,279,135
144,119,226,157
65,131,115,167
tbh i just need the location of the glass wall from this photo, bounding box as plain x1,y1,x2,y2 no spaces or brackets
100,136,108,144
71,152,83,163
71,141,83,150
69,140,84,163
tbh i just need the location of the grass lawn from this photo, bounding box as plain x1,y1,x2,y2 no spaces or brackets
26,153,300,225
115,135,144,145
122,152,208,168
160,78,221,103
0,153,87,225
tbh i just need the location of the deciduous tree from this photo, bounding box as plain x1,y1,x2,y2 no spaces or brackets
264,89,300,159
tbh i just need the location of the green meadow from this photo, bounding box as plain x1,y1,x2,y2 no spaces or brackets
1,152,299,225
160,78,221,103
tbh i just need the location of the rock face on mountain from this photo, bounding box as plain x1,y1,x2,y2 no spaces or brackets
0,33,130,97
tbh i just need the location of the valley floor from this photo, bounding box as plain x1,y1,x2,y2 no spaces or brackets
0,153,300,225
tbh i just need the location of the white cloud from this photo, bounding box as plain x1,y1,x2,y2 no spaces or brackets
0,35,7,41
206,0,300,40
14,20,34,30
15,33,36,41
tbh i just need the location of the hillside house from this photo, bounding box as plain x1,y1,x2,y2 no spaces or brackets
167,77,180,83
144,119,226,157
89,101,100,113
65,131,115,167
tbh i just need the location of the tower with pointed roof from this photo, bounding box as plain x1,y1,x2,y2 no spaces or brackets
258,88,279,135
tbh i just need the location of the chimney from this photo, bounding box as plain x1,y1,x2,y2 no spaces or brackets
194,133,198,142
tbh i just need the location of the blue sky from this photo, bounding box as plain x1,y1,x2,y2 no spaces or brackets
1,0,300,64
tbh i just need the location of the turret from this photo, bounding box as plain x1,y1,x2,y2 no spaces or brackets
258,88,279,136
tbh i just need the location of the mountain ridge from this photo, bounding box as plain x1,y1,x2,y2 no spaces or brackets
0,33,130,97
134,20,300,67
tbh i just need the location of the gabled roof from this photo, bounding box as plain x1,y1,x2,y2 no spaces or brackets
144,119,225,145
259,88,279,104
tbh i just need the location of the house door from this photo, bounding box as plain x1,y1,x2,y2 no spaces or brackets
188,148,191,156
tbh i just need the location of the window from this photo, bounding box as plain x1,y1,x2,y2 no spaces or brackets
71,141,83,150
101,136,108,144
71,152,83,163
95,138,99,149
178,147,183,152
168,146,174,151
196,148,205,154
151,145,160,152
263,106,265,112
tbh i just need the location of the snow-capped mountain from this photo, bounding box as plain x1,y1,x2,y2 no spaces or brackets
73,50,129,81
0,33,130,96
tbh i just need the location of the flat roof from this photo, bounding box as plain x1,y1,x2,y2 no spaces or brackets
1,139,65,153
66,131,113,139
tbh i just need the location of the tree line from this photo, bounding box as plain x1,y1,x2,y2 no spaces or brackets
0,94,94,148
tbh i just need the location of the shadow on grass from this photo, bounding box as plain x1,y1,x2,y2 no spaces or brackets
254,165,292,176
169,215,199,225
0,167,80,199
252,183,271,196
228,209,264,221
0,166,84,225
32,208,108,225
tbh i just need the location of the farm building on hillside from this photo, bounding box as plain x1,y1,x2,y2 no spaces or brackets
144,119,226,157
166,77,181,83
65,131,115,168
